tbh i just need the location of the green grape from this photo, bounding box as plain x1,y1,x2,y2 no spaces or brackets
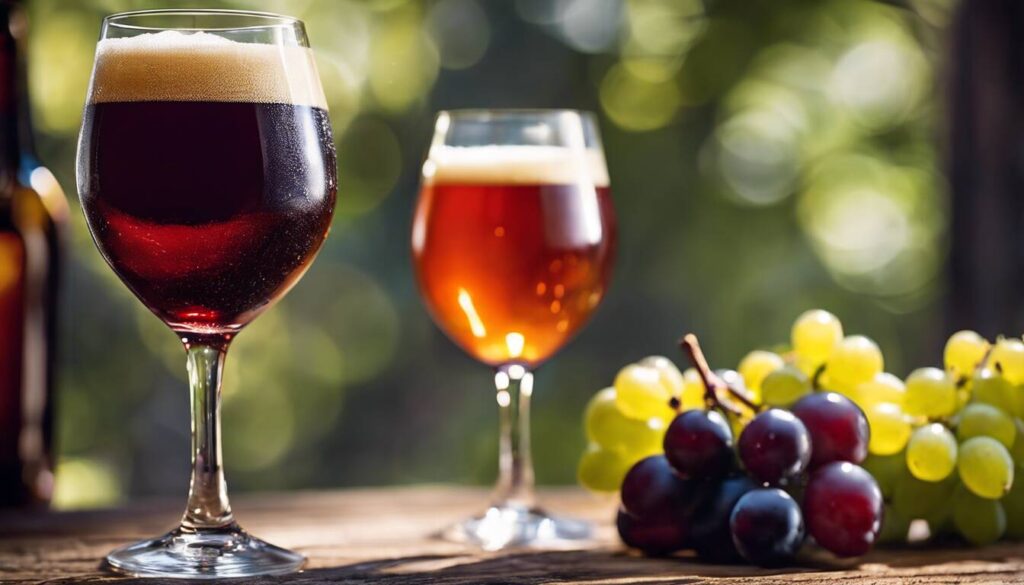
892,472,955,520
924,501,955,540
794,355,821,380
865,402,911,456
906,423,957,482
952,484,1006,546
1003,467,1024,539
878,504,911,545
957,403,1017,449
585,388,664,455
958,436,1014,499
971,368,1016,415
903,367,957,418
991,337,1024,385
956,386,971,411
819,365,865,396
640,355,685,397
1017,384,1024,419
679,368,706,411
614,363,674,420
737,349,784,402
825,335,884,390
760,365,811,407
729,411,749,441
944,330,990,380
577,444,632,493
791,309,843,366
848,372,905,410
861,452,906,499
1011,419,1024,467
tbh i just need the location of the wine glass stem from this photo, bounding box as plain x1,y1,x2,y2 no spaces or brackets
493,364,535,510
181,338,234,530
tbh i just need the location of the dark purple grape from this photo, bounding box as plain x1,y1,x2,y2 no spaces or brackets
616,507,688,556
791,392,869,468
738,409,812,485
730,488,805,566
690,475,758,563
803,461,883,557
663,409,734,479
620,455,697,519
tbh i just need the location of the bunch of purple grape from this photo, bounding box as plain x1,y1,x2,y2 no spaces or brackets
616,335,883,566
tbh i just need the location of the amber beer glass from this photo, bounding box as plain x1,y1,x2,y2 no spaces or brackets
76,10,335,578
413,110,616,549
0,0,68,509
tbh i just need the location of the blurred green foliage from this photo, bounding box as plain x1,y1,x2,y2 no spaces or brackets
31,0,954,508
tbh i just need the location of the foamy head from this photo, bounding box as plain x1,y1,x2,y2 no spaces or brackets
88,30,327,108
424,145,610,187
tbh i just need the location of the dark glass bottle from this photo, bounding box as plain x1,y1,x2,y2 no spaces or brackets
0,0,67,508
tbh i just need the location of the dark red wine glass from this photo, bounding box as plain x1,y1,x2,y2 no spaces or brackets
76,9,336,578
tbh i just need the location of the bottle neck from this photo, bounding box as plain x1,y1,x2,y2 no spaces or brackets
0,2,32,179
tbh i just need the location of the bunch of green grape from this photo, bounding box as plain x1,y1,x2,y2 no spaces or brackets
578,309,1024,548
860,328,1024,546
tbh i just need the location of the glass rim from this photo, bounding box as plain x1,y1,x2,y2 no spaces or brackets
103,9,301,33
437,108,598,121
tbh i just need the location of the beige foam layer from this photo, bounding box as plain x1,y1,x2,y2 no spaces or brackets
424,146,610,187
88,31,327,108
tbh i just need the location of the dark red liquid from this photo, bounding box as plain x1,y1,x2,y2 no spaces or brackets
78,101,336,333
412,181,615,366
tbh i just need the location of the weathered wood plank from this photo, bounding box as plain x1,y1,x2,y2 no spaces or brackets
1,486,1023,584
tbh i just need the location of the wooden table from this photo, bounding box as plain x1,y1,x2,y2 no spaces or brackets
2,486,1024,583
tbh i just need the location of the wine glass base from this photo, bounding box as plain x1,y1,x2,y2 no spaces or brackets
442,505,593,551
105,523,304,579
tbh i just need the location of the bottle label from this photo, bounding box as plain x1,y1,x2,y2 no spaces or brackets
0,230,24,464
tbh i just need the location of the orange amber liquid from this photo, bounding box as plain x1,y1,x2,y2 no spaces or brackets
413,182,616,367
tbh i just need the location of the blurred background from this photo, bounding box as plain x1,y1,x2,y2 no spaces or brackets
27,0,1018,508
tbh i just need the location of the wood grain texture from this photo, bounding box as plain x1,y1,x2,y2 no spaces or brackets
2,486,1024,584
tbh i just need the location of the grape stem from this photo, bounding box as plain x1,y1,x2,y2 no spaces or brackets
811,363,826,391
957,345,995,389
978,345,995,375
679,334,760,414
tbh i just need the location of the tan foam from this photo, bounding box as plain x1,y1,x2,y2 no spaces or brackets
88,30,327,108
424,145,610,187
